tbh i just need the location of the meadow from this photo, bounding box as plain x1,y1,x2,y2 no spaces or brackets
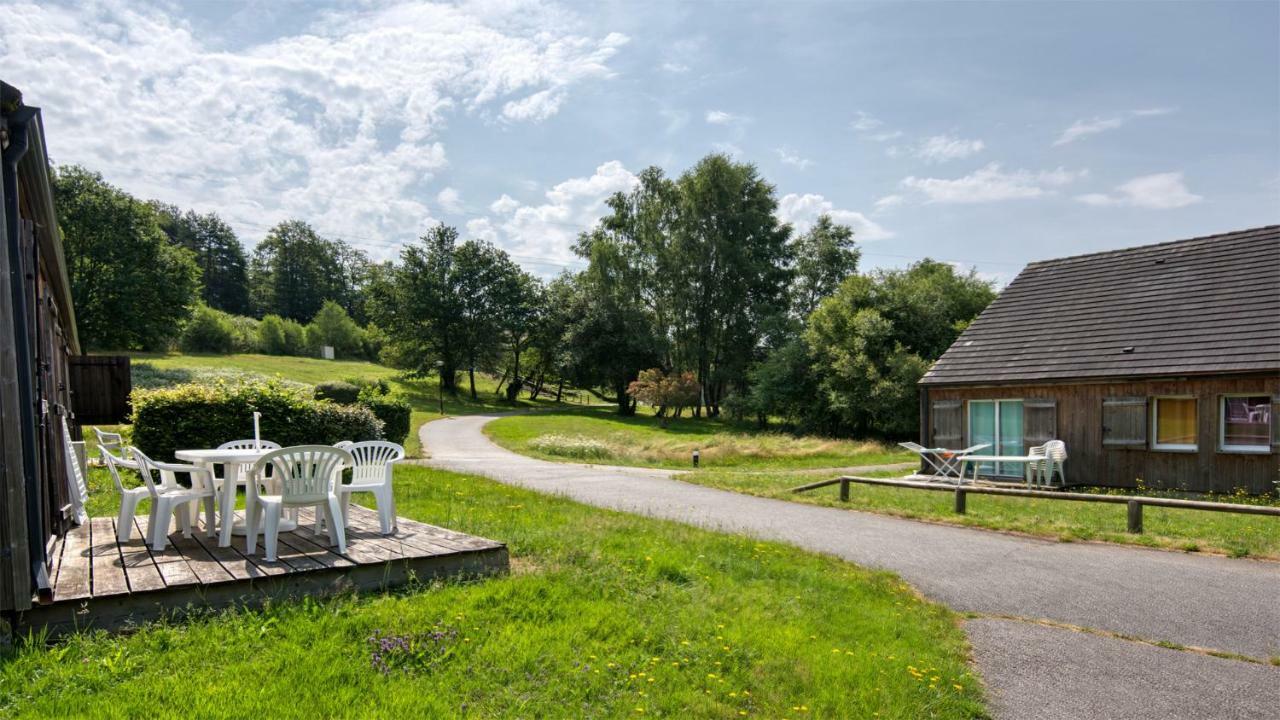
2,465,987,719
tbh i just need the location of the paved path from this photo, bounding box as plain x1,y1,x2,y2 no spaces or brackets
423,414,1280,719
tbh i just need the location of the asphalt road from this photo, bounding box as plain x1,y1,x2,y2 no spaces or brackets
422,414,1280,719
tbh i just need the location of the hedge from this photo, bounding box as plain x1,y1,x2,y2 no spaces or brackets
360,393,411,445
314,381,361,404
131,382,383,461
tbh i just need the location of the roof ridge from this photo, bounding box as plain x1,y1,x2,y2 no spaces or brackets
1022,225,1279,269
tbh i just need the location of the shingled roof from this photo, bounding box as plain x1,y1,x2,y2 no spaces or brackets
920,225,1280,385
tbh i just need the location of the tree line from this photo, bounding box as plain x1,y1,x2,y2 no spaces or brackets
53,154,995,438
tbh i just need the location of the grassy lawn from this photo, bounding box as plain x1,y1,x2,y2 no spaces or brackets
485,407,914,471
685,469,1280,560
122,353,574,457
1,465,986,719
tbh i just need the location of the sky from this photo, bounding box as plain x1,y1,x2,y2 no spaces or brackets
2,0,1277,284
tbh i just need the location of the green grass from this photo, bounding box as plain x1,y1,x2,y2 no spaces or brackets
683,469,1280,560
1,466,987,719
485,407,914,471
121,353,573,457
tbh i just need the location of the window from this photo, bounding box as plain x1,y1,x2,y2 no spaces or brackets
968,399,1024,475
1220,395,1271,453
1152,397,1197,451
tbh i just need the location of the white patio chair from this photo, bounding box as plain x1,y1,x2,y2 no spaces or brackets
215,438,283,504
129,448,217,551
102,448,155,542
61,417,89,525
93,427,123,462
334,440,403,535
246,445,352,561
1038,440,1068,487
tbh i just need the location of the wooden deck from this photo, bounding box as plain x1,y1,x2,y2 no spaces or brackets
19,505,507,635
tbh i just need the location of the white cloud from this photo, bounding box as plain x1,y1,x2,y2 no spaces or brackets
436,187,463,214
0,1,627,257
470,161,639,272
913,134,985,163
869,130,904,143
713,141,744,157
902,163,1086,204
1054,117,1125,146
1053,107,1176,146
1074,172,1202,209
705,109,744,125
660,62,689,73
873,194,905,212
850,111,884,132
775,147,813,170
777,193,893,241
659,108,689,134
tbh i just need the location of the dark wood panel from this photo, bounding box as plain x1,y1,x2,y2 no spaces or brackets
69,356,131,425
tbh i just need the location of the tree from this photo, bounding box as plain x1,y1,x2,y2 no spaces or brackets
53,165,201,350
367,225,469,392
491,267,543,402
525,273,577,401
151,203,250,315
790,214,859,318
803,261,995,438
249,220,358,322
179,304,235,354
305,300,364,358
627,368,700,425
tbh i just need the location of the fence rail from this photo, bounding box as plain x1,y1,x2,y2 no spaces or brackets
790,475,1280,534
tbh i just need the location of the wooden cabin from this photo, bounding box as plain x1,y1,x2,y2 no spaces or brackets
1,81,82,616
919,225,1279,494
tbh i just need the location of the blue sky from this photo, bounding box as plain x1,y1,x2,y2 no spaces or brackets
3,0,1276,283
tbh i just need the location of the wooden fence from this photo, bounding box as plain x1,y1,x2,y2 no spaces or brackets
792,475,1280,534
69,355,131,425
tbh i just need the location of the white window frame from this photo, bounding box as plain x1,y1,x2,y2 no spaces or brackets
1151,396,1198,452
1218,394,1272,454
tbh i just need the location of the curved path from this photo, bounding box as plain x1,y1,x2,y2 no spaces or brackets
423,414,1280,719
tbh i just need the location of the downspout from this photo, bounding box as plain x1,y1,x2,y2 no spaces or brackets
2,108,51,603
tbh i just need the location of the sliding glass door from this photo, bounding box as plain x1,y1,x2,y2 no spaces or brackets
968,400,1024,475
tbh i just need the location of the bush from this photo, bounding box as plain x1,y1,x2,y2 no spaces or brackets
528,434,613,460
314,380,361,404
227,314,261,353
358,387,411,445
258,314,308,356
179,305,234,354
306,301,364,358
131,382,383,461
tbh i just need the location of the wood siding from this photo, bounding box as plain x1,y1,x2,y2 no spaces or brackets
924,374,1280,494
69,356,132,425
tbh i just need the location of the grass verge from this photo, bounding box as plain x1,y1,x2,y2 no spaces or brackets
1,466,986,719
685,469,1280,560
485,407,913,471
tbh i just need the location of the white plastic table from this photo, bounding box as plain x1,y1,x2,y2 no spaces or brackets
175,447,288,548
959,454,1041,488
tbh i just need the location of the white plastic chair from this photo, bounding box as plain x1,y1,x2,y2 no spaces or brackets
129,448,217,551
1038,440,1068,487
337,441,403,535
61,417,89,525
93,427,123,462
246,446,351,561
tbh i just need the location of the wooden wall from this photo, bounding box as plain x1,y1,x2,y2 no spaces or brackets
923,374,1280,494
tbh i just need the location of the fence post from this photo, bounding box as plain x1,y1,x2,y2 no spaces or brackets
839,478,850,502
1127,500,1143,533
954,488,967,514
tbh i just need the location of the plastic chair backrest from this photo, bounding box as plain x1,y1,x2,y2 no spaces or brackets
61,418,89,523
346,441,404,484
1045,440,1067,462
218,439,282,451
127,448,168,496
253,446,352,504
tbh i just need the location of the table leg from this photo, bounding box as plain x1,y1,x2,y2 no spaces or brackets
219,463,239,548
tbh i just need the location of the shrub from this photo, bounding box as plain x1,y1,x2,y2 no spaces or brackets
528,434,613,460
131,381,382,461
258,314,308,356
179,305,234,354
306,301,365,358
314,380,361,404
227,314,261,353
358,386,411,445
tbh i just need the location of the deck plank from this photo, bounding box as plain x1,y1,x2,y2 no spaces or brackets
168,534,236,585
189,534,271,581
134,518,201,588
294,508,400,564
88,517,129,597
273,531,354,570
115,519,166,593
47,533,66,590
55,522,91,601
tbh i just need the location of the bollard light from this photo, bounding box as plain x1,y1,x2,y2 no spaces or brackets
692,449,700,468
